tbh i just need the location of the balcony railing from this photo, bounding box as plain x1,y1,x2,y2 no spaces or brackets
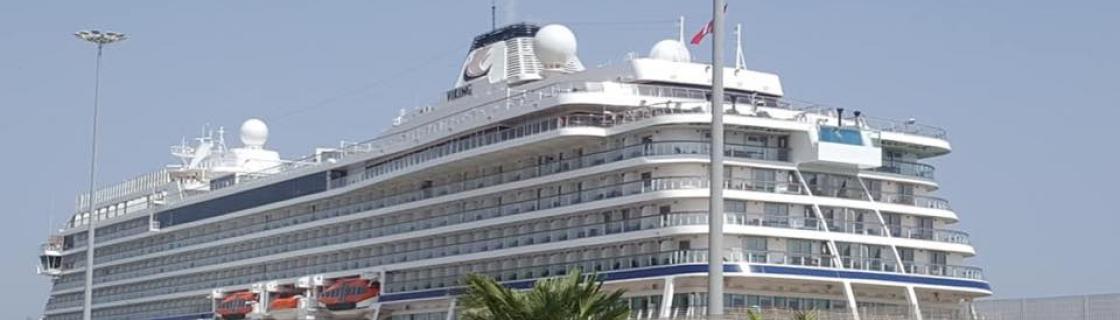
807,185,870,201
903,262,985,280
872,192,952,210
892,226,971,244
733,250,984,281
388,248,984,294
79,176,951,284
83,140,787,263
78,176,800,286
66,79,947,230
81,205,977,303
245,81,944,204
872,159,935,179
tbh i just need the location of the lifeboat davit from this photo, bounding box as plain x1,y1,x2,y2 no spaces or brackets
320,278,381,319
215,291,257,320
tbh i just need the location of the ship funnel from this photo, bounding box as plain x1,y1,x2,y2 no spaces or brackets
453,23,584,89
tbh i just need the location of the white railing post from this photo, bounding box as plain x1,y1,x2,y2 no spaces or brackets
445,298,457,320
659,276,675,319
842,280,862,320
905,285,924,320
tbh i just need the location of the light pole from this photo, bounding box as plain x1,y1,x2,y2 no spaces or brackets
707,0,726,318
74,29,126,320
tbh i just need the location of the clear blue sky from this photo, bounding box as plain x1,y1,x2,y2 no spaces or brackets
2,1,1117,318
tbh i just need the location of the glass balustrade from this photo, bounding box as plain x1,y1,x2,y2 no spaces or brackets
872,192,952,210
63,184,966,293
62,219,968,296
64,205,975,302
873,159,935,179
81,140,789,263
86,176,799,285
388,248,983,295
806,185,870,201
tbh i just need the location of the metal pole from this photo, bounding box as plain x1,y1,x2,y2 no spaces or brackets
734,24,746,70
81,42,103,320
707,0,726,317
678,16,685,44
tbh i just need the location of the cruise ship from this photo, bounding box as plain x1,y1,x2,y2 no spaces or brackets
38,21,990,320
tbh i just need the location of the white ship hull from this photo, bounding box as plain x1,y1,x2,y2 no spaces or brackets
38,20,987,320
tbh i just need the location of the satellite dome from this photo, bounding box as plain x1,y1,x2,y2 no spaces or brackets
649,39,691,63
240,118,269,148
534,24,578,68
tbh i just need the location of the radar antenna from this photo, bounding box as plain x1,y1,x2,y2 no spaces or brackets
491,0,497,31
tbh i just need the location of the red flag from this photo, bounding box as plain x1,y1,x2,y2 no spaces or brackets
690,4,728,45
690,21,713,45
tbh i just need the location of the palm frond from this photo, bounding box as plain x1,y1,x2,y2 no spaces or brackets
457,269,630,320
746,309,764,320
791,309,819,320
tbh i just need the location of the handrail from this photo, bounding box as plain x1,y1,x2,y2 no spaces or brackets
68,203,978,301
861,115,948,139
66,80,947,228
387,248,983,294
80,165,949,267
903,261,985,280
79,139,789,257
83,208,971,286
81,176,797,267
806,185,871,201
871,192,952,210
873,159,935,179
893,226,971,244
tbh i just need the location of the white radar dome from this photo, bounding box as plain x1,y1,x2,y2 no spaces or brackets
649,39,691,63
240,118,269,148
534,24,578,67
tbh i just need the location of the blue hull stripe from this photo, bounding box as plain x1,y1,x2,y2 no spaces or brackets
380,263,988,302
750,265,992,291
380,264,740,302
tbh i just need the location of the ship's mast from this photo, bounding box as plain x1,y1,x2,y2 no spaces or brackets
707,0,726,317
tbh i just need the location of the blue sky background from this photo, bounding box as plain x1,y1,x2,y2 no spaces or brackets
1,1,1117,318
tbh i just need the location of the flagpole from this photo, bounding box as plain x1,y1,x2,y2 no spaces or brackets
707,0,726,318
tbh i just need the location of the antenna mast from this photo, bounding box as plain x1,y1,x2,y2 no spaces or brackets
678,16,685,43
491,0,497,30
735,23,746,69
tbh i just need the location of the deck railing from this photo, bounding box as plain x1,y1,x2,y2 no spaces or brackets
67,80,947,229
387,248,983,294
873,159,936,179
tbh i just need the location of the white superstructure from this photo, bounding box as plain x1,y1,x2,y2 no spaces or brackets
38,21,988,320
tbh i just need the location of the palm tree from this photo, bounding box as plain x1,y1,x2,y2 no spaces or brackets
459,269,630,320
746,309,764,320
791,310,818,320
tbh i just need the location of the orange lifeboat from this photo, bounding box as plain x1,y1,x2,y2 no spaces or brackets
320,278,380,310
271,294,300,310
215,291,256,319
